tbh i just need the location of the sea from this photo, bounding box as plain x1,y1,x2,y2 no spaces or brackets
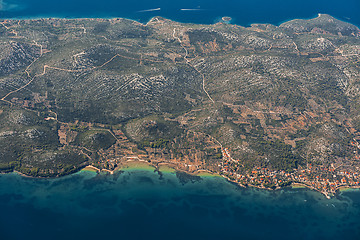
0,0,359,27
1,0,360,239
0,169,360,240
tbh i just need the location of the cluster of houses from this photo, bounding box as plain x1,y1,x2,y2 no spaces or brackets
220,147,360,197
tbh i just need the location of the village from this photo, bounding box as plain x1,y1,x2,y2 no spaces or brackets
221,147,360,198
1,16,360,200
6,86,360,199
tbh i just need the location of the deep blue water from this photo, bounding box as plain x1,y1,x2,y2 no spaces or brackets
1,1,360,239
0,0,359,27
0,170,360,240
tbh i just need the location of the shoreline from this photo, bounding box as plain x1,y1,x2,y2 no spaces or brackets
1,15,359,197
81,161,224,178
291,183,308,189
338,185,360,192
1,13,358,30
76,161,360,198
4,161,360,198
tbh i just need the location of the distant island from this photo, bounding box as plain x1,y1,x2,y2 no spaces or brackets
221,16,232,22
0,14,360,198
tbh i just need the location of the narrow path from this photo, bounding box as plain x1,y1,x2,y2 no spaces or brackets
173,28,223,168
1,75,37,102
1,64,48,101
193,66,215,103
1,40,44,103
1,53,131,102
0,21,20,37
173,28,215,103
292,41,300,55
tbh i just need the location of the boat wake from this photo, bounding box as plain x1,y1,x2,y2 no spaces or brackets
137,8,161,13
180,9,204,11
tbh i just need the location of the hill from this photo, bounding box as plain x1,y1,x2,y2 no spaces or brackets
0,15,360,196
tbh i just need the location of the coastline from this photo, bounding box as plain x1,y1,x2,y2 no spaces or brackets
291,183,308,189
81,165,100,173
1,11,358,31
1,14,359,199
278,13,360,29
4,160,360,199
77,161,358,199
338,186,360,192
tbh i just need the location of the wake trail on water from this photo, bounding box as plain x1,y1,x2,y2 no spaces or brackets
180,9,205,11
137,8,161,13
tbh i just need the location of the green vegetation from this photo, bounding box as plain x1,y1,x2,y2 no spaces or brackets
138,138,169,149
278,181,292,187
74,130,116,151
0,15,359,182
253,139,302,171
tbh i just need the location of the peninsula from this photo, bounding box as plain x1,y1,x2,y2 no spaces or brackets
0,14,360,198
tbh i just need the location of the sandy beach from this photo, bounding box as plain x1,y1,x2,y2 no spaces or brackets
292,183,307,189
82,165,100,173
74,161,360,199
118,160,156,172
82,161,223,179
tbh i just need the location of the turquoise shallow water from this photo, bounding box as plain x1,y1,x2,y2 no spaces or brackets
0,170,360,240
1,1,360,239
